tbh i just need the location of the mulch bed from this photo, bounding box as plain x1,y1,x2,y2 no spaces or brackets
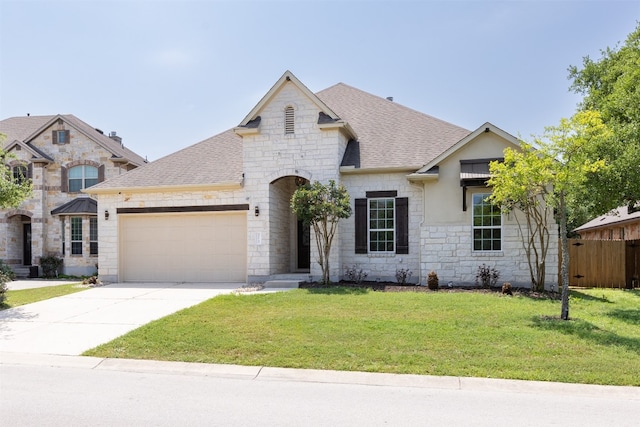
299,281,560,299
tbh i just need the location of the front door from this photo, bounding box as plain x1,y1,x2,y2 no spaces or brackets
23,223,32,266
297,219,310,270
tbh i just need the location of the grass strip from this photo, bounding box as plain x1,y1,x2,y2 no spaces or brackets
1,283,86,309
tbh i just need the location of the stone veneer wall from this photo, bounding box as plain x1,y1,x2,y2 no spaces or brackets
421,221,559,289
1,121,136,276
340,172,423,283
97,188,247,283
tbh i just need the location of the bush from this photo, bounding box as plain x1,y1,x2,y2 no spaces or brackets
427,270,439,290
475,264,500,288
0,272,8,305
0,259,16,281
395,268,413,285
40,255,63,278
344,265,368,284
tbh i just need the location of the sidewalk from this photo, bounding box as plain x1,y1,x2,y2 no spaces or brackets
1,351,638,400
5,279,81,290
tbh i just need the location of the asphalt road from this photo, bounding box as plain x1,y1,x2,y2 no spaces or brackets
2,358,638,427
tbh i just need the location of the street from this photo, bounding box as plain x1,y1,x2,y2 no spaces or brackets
1,357,638,426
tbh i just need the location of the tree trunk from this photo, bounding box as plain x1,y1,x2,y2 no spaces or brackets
559,191,570,320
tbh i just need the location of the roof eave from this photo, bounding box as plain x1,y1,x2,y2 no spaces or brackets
318,121,358,140
84,181,243,195
340,166,421,175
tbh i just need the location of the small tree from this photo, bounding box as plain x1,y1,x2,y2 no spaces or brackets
489,143,554,292
1,135,33,208
291,180,351,285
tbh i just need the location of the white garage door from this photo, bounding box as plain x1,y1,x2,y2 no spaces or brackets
120,212,247,282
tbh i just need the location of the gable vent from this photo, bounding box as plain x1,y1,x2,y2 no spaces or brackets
284,106,294,135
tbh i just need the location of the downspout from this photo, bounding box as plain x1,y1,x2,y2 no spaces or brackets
409,178,426,285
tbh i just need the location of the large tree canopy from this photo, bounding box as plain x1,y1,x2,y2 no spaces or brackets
568,22,640,214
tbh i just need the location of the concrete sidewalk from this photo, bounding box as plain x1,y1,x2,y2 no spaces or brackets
1,352,638,401
0,282,288,355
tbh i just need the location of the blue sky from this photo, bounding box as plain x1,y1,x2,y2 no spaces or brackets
1,0,638,161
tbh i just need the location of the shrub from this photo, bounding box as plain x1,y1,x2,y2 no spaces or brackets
395,268,413,285
475,264,500,288
0,259,16,281
344,265,368,284
40,255,63,278
0,272,8,305
427,270,439,290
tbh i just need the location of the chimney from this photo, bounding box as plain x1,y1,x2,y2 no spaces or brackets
109,131,122,145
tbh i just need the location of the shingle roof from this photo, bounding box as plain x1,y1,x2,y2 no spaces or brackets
88,78,474,191
574,205,640,232
0,114,146,166
316,83,471,169
88,129,243,190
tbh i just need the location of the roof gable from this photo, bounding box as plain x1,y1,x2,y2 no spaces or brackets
4,140,54,163
237,71,341,128
414,122,520,174
0,114,146,166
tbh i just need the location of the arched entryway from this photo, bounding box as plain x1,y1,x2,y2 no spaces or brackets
268,175,310,274
4,211,33,267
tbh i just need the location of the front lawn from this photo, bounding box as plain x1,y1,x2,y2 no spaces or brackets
84,287,640,386
1,283,86,309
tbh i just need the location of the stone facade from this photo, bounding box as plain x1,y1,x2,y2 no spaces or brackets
1,116,142,277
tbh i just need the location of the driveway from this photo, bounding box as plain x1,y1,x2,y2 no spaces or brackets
0,282,252,355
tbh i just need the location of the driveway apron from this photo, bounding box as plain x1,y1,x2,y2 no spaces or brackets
0,282,242,355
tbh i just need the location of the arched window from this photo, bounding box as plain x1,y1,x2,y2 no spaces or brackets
68,165,98,192
284,106,294,135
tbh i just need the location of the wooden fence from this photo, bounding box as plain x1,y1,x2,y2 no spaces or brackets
562,239,640,288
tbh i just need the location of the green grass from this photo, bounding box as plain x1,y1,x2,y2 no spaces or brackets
1,283,86,309
84,287,640,386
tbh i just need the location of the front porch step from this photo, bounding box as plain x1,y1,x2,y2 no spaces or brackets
263,280,302,289
263,273,309,289
10,266,32,279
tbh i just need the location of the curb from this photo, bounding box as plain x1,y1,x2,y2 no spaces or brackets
1,352,638,400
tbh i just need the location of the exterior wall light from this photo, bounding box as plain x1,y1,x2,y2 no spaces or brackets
105,210,110,220
255,206,260,216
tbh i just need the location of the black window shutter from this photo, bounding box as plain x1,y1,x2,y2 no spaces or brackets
61,166,68,192
396,197,409,254
27,163,33,179
64,130,70,143
355,198,368,254
52,131,58,144
98,164,105,182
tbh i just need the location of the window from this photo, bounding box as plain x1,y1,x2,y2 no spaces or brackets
355,192,408,255
53,130,70,144
71,217,82,255
69,165,98,192
369,198,395,252
472,193,501,251
12,165,27,184
61,218,66,255
89,217,98,255
284,106,294,135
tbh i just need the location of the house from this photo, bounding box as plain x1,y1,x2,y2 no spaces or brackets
0,114,146,277
87,71,558,288
574,204,640,241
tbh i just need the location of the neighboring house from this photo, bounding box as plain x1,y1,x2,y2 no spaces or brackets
0,114,146,277
87,71,558,288
574,204,640,241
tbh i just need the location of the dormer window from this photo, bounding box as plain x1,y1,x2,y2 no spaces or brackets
284,106,294,135
53,130,70,144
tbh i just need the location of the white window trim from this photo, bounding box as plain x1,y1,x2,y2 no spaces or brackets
368,197,395,253
71,217,83,255
69,165,98,192
471,192,502,252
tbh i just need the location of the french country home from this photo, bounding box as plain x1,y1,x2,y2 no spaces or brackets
86,71,558,287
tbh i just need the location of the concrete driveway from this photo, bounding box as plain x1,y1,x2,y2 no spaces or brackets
0,282,255,355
